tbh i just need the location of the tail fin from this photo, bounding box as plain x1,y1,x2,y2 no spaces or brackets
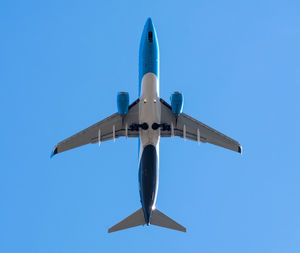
150,209,186,232
108,208,145,233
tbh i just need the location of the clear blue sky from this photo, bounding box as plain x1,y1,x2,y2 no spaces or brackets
1,0,300,252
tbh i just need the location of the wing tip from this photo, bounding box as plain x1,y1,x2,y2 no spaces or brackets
238,145,242,154
50,146,58,158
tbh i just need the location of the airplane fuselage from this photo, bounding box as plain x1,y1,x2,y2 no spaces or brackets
51,17,241,233
138,18,160,225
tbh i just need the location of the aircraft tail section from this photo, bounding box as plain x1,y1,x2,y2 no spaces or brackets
108,208,145,233
150,209,186,232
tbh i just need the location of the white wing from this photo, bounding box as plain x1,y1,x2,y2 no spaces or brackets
51,99,140,156
160,98,242,153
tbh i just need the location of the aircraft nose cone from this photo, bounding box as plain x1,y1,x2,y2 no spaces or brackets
145,17,154,32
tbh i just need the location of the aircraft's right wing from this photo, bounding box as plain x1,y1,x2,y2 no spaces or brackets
160,98,242,153
51,99,140,156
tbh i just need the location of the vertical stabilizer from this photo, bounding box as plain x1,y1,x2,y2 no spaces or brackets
150,209,186,232
108,208,145,233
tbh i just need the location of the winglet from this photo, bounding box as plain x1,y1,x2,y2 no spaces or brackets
238,145,242,154
50,146,58,158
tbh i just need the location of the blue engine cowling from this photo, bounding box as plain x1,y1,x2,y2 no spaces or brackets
170,92,184,114
117,92,129,115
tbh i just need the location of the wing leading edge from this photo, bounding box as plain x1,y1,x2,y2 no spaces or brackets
51,99,140,157
160,98,242,153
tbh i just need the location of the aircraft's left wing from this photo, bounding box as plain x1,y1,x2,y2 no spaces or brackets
160,98,242,153
51,99,140,156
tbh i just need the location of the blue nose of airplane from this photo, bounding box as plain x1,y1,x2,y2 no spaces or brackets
145,17,154,34
141,17,157,50
139,17,159,92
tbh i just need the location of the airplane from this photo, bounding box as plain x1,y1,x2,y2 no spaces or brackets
51,18,242,233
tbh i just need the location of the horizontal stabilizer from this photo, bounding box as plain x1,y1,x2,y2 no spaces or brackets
150,209,186,232
108,208,145,233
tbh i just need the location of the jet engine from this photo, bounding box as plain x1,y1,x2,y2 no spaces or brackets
117,92,129,115
170,92,184,114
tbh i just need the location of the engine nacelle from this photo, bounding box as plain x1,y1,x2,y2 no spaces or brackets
117,92,129,115
170,92,184,114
